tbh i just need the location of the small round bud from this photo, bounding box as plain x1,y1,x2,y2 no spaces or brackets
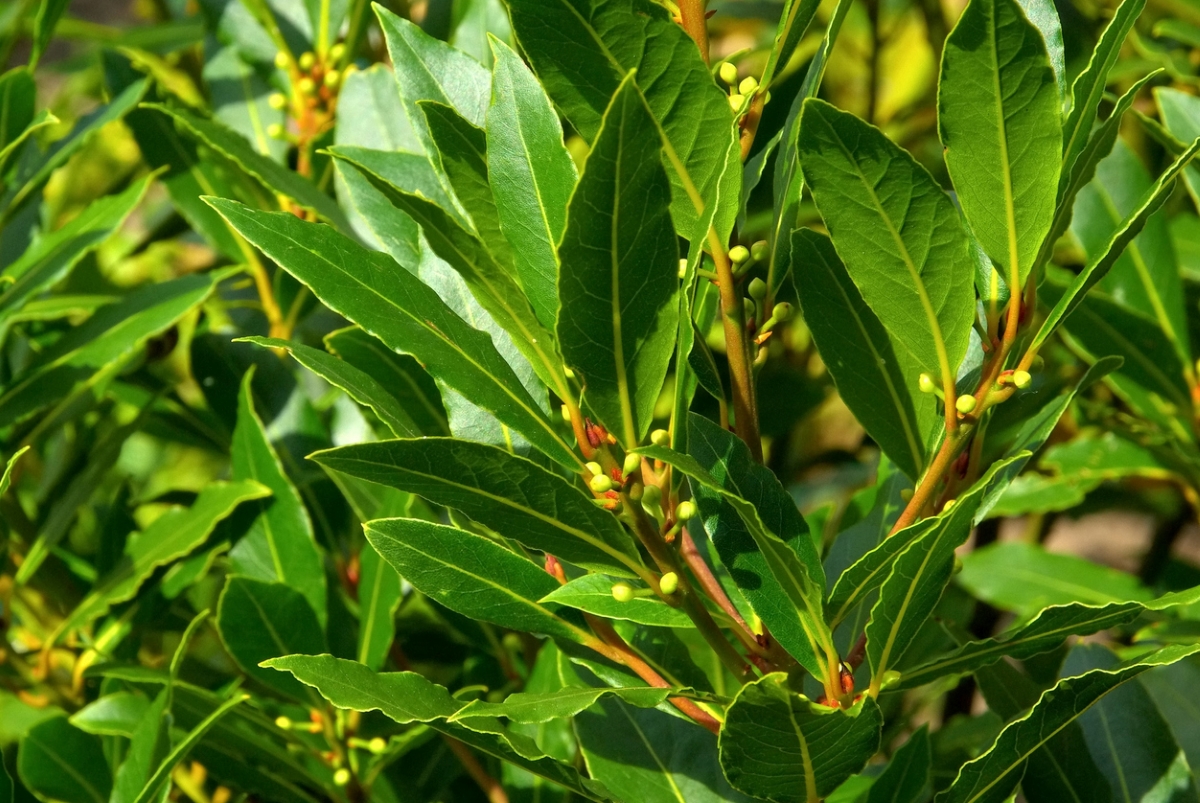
676,501,696,521
879,670,902,690
589,474,614,493
729,245,750,264
743,298,756,319
773,302,793,322
650,429,670,447
900,488,914,501
274,51,290,69
267,123,286,139
641,484,662,507
918,373,936,394
678,258,688,278
268,92,287,109
333,768,351,787
739,76,758,95
942,498,957,512
561,404,571,422
330,43,346,63
659,572,679,595
1032,355,1045,371
748,277,767,300
586,461,603,476
719,62,738,85
1012,370,1032,389
502,632,522,651
298,51,316,71
611,582,634,602
275,716,292,730
368,737,386,754
751,240,769,261
564,365,575,379
955,395,977,414
728,93,744,111
953,555,964,575
324,69,341,88
623,453,641,476
298,77,316,95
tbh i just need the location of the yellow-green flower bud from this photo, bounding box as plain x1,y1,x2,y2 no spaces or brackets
773,302,793,322
728,93,744,111
678,258,688,278
1012,370,1032,389
955,395,977,414
268,92,287,109
751,240,769,261
298,51,316,71
561,404,571,422
623,453,641,476
586,461,603,476
918,373,936,394
333,768,351,787
368,737,386,754
267,123,286,139
739,76,758,95
879,670,902,690
324,69,341,88
676,500,695,521
611,582,634,602
659,572,679,595
942,498,957,512
274,51,290,70
275,716,292,730
1032,355,1045,371
298,77,316,95
650,429,670,447
748,277,767,300
329,43,346,63
719,61,738,85
729,245,750,264
743,298,755,320
900,488,914,501
590,474,614,493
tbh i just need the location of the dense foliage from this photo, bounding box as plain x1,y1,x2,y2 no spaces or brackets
6,0,1200,800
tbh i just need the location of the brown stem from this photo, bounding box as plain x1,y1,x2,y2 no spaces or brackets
680,528,747,630
739,94,766,161
709,233,763,461
443,737,509,803
676,0,710,63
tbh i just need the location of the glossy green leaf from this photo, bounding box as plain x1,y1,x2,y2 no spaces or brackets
216,576,327,701
940,0,1061,291
799,98,975,384
129,694,247,803
314,437,641,576
1158,87,1200,208
110,691,170,803
365,517,593,643
266,653,616,801
541,575,693,627
206,199,580,469
760,0,822,90
18,716,110,803
486,37,576,331
866,726,930,803
451,686,673,723
356,540,402,671
719,673,883,802
939,644,1200,803
557,75,678,446
1014,0,1065,102
203,46,285,162
69,692,150,737
227,369,327,626
0,446,27,498
0,68,35,153
1142,657,1200,773
46,481,269,645
0,108,56,173
506,0,739,241
146,103,349,229
792,228,936,480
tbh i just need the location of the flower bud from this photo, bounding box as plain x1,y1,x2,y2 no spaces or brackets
611,582,634,602
773,302,794,322
918,373,936,394
330,43,346,63
641,484,662,507
298,77,316,95
274,51,290,69
739,76,758,95
586,461,603,476
879,670,902,690
623,453,641,476
729,245,750,264
900,488,913,501
589,474,614,493
728,93,744,111
659,572,679,595
267,123,286,139
333,768,351,787
299,51,316,71
942,498,957,512
324,69,341,88
751,240,769,261
719,61,738,85
368,737,386,754
1012,370,1032,389
650,429,670,447
743,298,755,320
1032,355,1045,371
678,258,688,278
955,395,977,414
561,404,571,422
676,500,695,521
748,277,767,300
275,716,292,730
268,92,287,109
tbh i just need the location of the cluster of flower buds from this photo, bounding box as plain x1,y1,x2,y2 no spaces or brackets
718,61,768,115
266,43,354,141
611,570,679,603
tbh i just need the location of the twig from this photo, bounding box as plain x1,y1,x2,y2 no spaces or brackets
443,736,509,803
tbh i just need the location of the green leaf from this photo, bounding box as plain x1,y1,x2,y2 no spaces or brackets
206,199,580,469
129,694,247,803
541,575,693,627
18,716,110,803
760,0,823,90
957,542,1153,618
1157,87,1200,208
146,103,349,230
798,98,975,386
939,0,1062,290
864,456,1026,689
0,68,35,153
1141,656,1200,773
0,749,9,803
228,369,327,626
637,416,834,680
365,517,594,643
265,653,616,802
69,692,150,737
0,446,27,498
451,686,673,724
792,229,936,480
0,108,57,173
110,691,170,803
557,74,678,446
938,644,1200,803
1014,0,1065,102
865,726,931,803
719,673,883,803
216,576,328,701
505,0,740,241
45,480,270,645
238,336,419,438
1031,136,1200,351
356,540,402,671
313,437,642,577
203,46,286,162
1060,0,1146,183
486,37,576,332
